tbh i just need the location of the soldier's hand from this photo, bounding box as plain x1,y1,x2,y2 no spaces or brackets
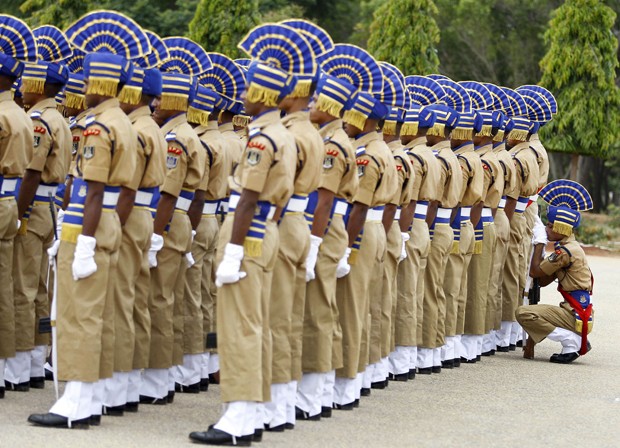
532,215,548,246
305,235,323,282
185,252,195,268
72,234,97,280
399,232,410,262
336,247,352,278
148,233,164,268
47,239,61,264
215,243,246,287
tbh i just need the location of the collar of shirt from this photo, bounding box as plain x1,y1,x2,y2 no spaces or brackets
250,109,280,129
206,120,218,131
88,97,120,117
404,136,427,150
355,130,379,147
318,118,343,139
218,122,234,133
492,141,505,152
509,141,531,156
196,121,219,137
0,90,12,103
475,143,493,156
453,142,474,154
530,133,540,142
430,140,451,154
281,110,310,127
128,105,152,123
29,97,57,114
387,139,403,153
161,112,188,134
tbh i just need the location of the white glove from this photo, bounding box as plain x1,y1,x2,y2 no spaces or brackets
16,219,21,231
54,209,65,240
190,229,196,243
148,233,164,268
72,234,97,281
336,247,352,279
184,252,195,268
215,243,246,287
399,232,410,262
47,239,61,264
532,215,548,246
305,235,323,282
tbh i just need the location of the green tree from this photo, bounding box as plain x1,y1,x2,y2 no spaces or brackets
349,0,384,47
367,0,440,75
189,0,260,58
540,0,620,209
19,0,93,28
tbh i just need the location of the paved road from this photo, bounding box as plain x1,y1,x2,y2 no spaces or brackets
2,255,619,448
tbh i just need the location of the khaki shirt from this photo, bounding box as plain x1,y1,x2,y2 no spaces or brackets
540,235,592,292
196,121,228,201
281,110,322,196
77,98,136,187
68,110,89,178
510,142,540,198
405,137,442,202
0,90,33,177
127,106,166,190
317,119,358,203
352,131,396,207
27,97,71,184
529,134,549,188
494,142,518,200
230,110,296,207
387,139,413,207
434,140,462,208
477,143,503,208
161,113,205,197
453,142,483,207
219,121,245,174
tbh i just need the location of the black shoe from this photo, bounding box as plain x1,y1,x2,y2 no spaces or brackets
549,352,580,364
45,369,54,381
200,378,209,392
388,373,395,381
370,380,386,390
476,355,481,361
460,357,476,364
139,395,167,405
89,415,101,426
441,360,454,369
321,406,332,418
253,428,262,442
285,423,294,430
265,423,285,432
392,373,408,382
0,387,4,399
189,427,252,446
333,402,354,411
353,398,360,408
167,391,175,403
453,358,461,368
28,413,90,429
103,405,124,416
417,367,432,375
209,373,220,385
496,345,510,353
516,340,524,347
5,380,30,392
30,377,45,389
482,350,496,357
431,366,441,374
509,344,516,351
125,402,139,413
408,369,416,379
360,387,371,396
295,406,321,421
175,382,201,393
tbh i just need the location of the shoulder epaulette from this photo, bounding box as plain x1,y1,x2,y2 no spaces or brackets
326,138,349,160
407,151,425,169
356,146,366,158
32,116,52,136
513,157,526,182
529,145,541,160
394,154,409,173
201,140,214,167
30,110,43,119
137,134,146,149
165,132,188,155
84,117,111,135
248,127,261,139
457,154,472,173
436,154,450,171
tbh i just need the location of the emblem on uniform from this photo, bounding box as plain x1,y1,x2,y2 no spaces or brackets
323,155,334,170
247,149,261,166
83,146,95,159
548,249,562,262
357,164,365,177
78,184,87,197
34,136,40,147
72,142,79,155
166,154,178,169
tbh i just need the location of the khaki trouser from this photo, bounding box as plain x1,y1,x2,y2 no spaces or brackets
465,223,496,335
445,222,473,338
13,203,53,352
217,215,278,403
200,216,219,345
516,302,577,343
56,211,122,382
148,211,191,369
502,212,526,321
112,207,151,372
395,218,429,347
523,204,536,297
382,224,400,357
270,213,309,384
0,198,18,359
421,223,453,349
367,224,388,366
34,248,51,347
336,221,380,379
302,214,347,373
487,209,510,331
132,213,153,370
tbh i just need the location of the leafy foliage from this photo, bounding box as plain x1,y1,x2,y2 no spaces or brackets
367,0,440,75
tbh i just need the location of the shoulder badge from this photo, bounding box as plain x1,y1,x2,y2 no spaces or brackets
356,146,366,158
33,125,47,135
30,110,42,119
323,154,335,170
248,127,261,139
246,149,262,166
248,140,266,151
85,115,96,126
165,132,177,142
69,117,77,129
83,146,95,159
357,158,369,177
83,128,101,137
548,248,563,263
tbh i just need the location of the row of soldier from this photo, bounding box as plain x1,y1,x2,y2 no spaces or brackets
0,11,555,446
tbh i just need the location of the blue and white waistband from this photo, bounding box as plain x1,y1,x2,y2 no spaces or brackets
414,200,429,220
515,196,529,213
434,207,452,225
366,205,385,222
135,186,158,207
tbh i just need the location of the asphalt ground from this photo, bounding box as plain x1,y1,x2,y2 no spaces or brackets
1,254,619,447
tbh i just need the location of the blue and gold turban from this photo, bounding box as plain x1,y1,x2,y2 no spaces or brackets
515,87,554,124
22,25,71,94
65,11,149,98
460,81,495,137
517,85,557,115
137,31,170,69
501,87,532,141
540,179,593,236
401,75,445,137
0,15,37,79
118,64,145,105
313,72,356,118
243,60,297,108
484,83,510,141
62,48,86,110
188,85,221,126
280,19,334,58
239,23,317,98
423,103,460,138
199,52,246,113
379,62,407,135
434,77,472,140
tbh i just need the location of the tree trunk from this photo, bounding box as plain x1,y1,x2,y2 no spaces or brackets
570,153,580,180
577,156,604,212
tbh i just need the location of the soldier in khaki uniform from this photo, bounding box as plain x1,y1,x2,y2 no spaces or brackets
0,15,37,399
518,180,593,364
141,37,210,404
296,73,357,420
189,61,297,445
5,25,71,391
102,66,166,414
28,11,149,426
417,103,462,374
